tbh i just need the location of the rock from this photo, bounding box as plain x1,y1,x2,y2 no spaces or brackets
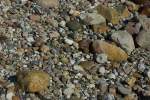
126,1,139,11
140,6,150,17
117,83,132,95
49,31,60,39
127,77,136,87
66,20,82,31
104,94,115,100
139,15,150,31
108,73,116,79
63,83,75,99
34,0,59,8
136,30,150,50
29,15,40,22
124,94,138,100
96,53,108,64
125,22,141,35
92,40,128,62
79,61,95,71
40,45,49,53
111,31,135,54
69,9,80,17
12,96,20,100
92,23,109,33
80,12,107,33
147,70,150,79
80,12,106,25
96,4,130,24
96,79,108,94
99,67,106,75
17,70,50,92
78,39,92,53
64,37,74,45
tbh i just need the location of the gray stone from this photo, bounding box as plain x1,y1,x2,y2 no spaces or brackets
136,30,150,50
111,31,135,54
80,12,106,25
96,53,108,64
117,83,132,95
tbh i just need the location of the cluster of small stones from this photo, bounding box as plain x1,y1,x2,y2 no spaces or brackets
0,0,150,100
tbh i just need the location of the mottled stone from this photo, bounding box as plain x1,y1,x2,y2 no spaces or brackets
111,31,135,54
92,40,128,62
17,70,50,92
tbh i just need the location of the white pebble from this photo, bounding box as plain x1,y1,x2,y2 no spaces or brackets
64,37,74,45
99,67,105,75
6,92,14,100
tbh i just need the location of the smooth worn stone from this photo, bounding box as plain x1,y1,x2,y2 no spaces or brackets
92,23,109,33
99,67,106,75
17,70,50,92
40,45,49,53
34,0,59,8
139,15,150,31
96,79,108,94
79,61,95,71
96,4,130,24
80,12,106,25
136,30,150,50
66,20,82,31
78,39,92,53
111,31,135,54
96,53,108,64
92,40,128,62
125,22,141,35
117,83,132,95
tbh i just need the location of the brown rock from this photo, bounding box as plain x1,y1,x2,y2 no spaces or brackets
92,40,128,62
17,70,50,92
29,15,40,22
12,96,20,100
78,39,92,53
92,23,109,33
79,61,95,70
127,77,136,87
40,45,49,53
96,5,130,24
35,0,59,8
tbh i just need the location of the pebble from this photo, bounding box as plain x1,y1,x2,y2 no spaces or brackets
66,20,82,31
80,12,106,25
63,83,75,99
136,30,150,50
92,40,128,62
79,61,95,71
64,37,74,45
96,53,108,63
108,73,116,79
35,0,59,8
147,70,150,78
96,4,130,24
99,67,106,75
6,92,14,100
117,83,132,95
17,70,50,92
111,31,135,54
78,39,92,53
